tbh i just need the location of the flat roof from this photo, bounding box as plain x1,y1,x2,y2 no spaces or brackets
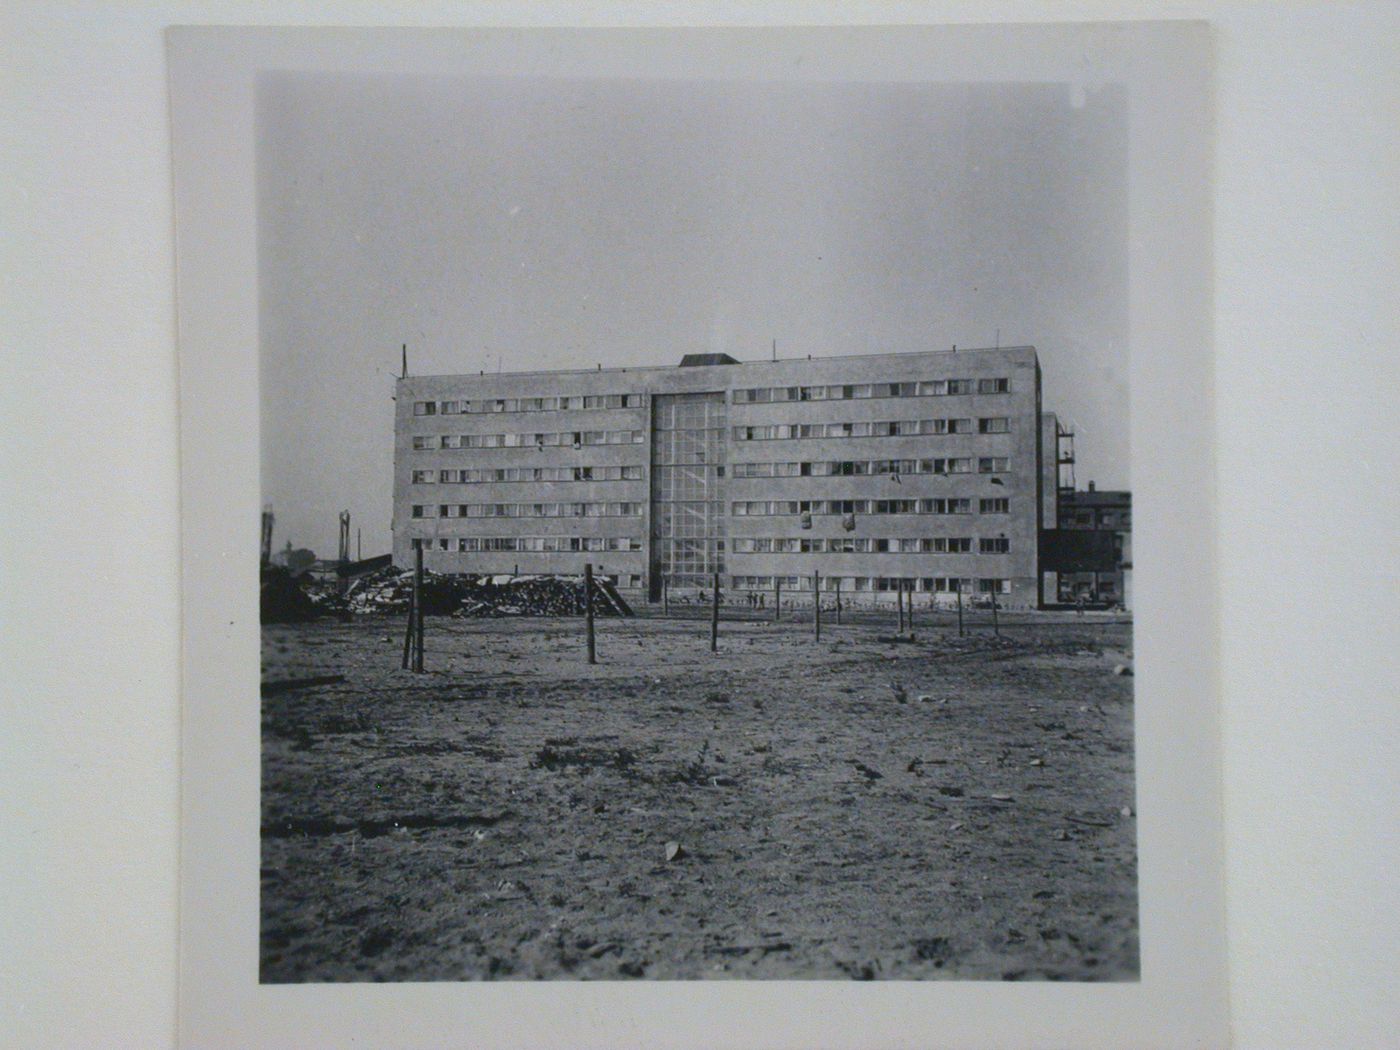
398,345,1037,383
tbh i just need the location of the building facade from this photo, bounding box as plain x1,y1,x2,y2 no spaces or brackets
393,346,1056,607
1055,484,1132,608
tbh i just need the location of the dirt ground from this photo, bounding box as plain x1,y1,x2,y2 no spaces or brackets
261,608,1137,982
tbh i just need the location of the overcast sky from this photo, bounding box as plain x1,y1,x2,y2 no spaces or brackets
258,74,1128,558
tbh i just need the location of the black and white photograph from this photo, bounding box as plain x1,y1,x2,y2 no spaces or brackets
256,68,1137,985
170,18,1225,1046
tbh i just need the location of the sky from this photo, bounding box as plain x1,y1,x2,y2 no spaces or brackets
258,74,1128,558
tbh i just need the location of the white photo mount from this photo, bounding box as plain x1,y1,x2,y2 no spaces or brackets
171,21,1222,1049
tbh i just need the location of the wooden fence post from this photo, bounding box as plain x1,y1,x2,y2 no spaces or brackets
774,578,781,622
585,563,597,664
990,586,1000,637
401,552,416,670
956,584,965,637
814,571,821,641
412,545,425,672
711,570,720,652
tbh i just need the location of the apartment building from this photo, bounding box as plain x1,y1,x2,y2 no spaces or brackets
393,345,1057,607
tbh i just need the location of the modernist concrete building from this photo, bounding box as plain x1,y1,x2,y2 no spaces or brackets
393,346,1061,607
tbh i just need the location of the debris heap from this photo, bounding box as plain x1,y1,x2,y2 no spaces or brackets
338,568,633,618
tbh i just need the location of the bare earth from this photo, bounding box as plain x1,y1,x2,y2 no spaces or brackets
261,610,1137,982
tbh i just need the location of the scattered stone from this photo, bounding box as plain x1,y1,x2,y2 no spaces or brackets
989,793,1014,802
949,821,964,832
917,694,933,703
849,760,884,781
1113,664,1133,676
1120,805,1133,818
1066,814,1112,828
664,841,684,862
1029,758,1045,767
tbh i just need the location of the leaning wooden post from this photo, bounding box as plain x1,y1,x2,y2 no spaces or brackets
584,563,597,664
412,545,425,672
896,581,905,632
773,578,781,622
710,570,720,652
990,586,1000,637
813,571,822,641
835,578,842,625
401,556,415,670
905,581,915,633
956,584,965,637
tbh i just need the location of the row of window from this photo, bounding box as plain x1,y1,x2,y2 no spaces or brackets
413,394,642,416
411,502,643,519
732,378,1010,403
732,457,1009,478
1060,510,1132,529
732,498,1010,516
733,417,1010,441
410,536,643,553
411,465,644,484
412,430,645,450
729,575,1011,594
732,536,1009,554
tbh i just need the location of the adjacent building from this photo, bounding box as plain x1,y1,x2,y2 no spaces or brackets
1055,483,1132,608
393,345,1063,608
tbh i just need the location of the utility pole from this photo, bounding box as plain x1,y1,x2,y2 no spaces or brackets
260,504,274,566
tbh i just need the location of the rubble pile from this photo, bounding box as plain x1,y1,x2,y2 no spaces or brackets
453,573,634,618
338,567,634,618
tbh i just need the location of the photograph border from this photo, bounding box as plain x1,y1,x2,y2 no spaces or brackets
172,20,1223,1048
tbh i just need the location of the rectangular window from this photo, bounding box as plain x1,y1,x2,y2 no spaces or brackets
978,457,1010,473
978,578,1011,594
412,436,433,450
410,505,428,518
977,377,1010,394
980,498,1010,514
947,380,973,395
978,417,1010,434
411,469,435,483
979,537,1010,554
413,401,437,416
